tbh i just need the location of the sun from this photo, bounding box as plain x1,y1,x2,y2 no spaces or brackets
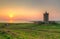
7,10,15,18
9,14,13,18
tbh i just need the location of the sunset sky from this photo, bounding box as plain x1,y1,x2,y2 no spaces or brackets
0,0,60,23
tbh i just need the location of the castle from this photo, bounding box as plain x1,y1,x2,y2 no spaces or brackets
33,11,56,24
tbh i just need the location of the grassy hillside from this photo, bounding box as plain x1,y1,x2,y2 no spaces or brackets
0,23,60,39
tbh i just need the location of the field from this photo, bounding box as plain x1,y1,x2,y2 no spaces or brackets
0,23,60,39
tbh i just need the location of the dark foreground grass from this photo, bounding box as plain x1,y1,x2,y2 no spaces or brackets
0,23,60,39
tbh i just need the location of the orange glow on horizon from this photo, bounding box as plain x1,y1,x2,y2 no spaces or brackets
9,19,13,23
0,7,46,21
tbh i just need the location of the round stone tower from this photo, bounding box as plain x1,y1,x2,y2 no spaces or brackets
43,11,49,24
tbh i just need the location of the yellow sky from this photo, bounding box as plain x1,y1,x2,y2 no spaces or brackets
0,7,44,21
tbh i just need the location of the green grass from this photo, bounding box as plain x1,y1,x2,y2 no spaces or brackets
0,23,60,39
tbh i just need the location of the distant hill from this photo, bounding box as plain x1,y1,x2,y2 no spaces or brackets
55,21,60,24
